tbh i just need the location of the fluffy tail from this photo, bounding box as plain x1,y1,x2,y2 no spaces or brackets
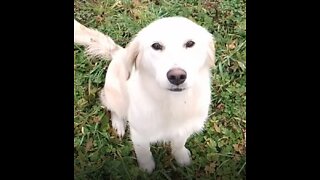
74,19,123,60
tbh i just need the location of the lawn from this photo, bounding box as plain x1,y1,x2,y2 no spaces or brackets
74,0,246,179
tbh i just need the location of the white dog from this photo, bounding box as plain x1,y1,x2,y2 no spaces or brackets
74,16,216,173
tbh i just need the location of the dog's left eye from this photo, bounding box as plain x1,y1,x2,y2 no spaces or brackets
185,40,195,48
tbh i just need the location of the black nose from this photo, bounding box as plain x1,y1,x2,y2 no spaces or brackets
167,68,187,85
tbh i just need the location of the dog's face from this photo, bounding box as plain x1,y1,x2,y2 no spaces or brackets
126,17,215,92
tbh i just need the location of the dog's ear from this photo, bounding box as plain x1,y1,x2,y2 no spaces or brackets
123,37,140,80
207,39,216,68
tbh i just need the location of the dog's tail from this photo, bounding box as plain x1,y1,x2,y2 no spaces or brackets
74,19,123,60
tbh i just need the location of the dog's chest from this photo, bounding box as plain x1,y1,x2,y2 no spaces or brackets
128,89,209,140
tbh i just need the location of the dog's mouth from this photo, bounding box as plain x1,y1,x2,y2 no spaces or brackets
168,87,186,92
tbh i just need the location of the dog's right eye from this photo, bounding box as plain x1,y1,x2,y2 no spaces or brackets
185,40,195,48
151,43,163,50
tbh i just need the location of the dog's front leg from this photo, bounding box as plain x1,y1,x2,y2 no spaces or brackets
110,111,125,138
171,134,192,166
130,128,155,173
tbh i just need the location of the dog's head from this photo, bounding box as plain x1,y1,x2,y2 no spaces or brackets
125,16,215,92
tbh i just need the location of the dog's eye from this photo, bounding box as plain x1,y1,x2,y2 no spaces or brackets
185,40,195,48
151,43,163,50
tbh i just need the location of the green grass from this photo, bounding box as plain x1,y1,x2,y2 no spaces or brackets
74,0,246,179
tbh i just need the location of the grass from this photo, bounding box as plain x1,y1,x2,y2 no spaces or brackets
74,0,246,179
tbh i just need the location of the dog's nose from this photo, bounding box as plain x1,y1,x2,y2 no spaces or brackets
167,68,187,85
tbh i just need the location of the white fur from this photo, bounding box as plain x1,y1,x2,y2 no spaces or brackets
74,17,216,173
74,19,122,59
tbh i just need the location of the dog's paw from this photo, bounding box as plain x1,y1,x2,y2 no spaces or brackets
138,157,155,173
111,118,125,138
174,147,192,166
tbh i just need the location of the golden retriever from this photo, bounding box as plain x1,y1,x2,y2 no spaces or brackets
74,16,215,173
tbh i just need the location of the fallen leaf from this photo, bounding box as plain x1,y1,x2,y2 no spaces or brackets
85,138,93,152
132,0,141,7
131,9,141,20
233,143,240,152
233,143,245,154
204,162,216,174
217,103,224,110
203,0,217,10
95,15,103,23
93,116,101,124
233,154,241,161
228,40,237,50
213,123,221,133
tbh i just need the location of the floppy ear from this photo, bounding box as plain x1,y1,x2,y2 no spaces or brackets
207,39,216,68
123,37,140,80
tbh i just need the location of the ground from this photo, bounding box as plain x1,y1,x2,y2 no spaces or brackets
74,0,246,179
